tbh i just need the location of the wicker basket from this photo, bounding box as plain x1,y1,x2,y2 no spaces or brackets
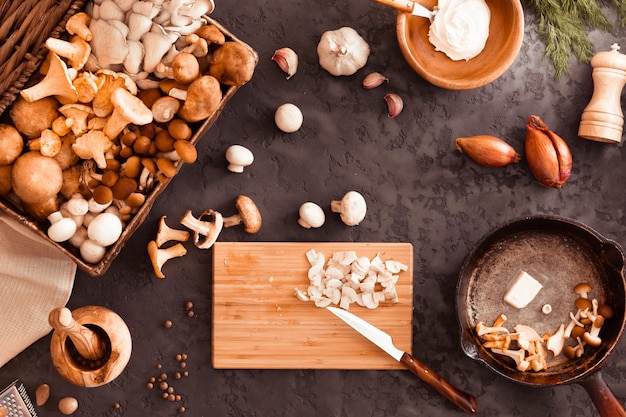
0,0,86,116
0,2,258,276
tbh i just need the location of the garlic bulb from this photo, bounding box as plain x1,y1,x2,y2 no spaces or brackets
317,27,370,76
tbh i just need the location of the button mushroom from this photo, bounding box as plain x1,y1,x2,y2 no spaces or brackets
222,195,262,234
180,209,223,249
330,191,367,226
47,211,78,242
298,202,325,229
87,212,123,247
225,145,254,173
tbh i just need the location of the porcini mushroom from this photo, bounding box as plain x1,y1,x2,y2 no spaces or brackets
298,202,325,229
20,53,78,104
180,209,223,249
222,195,262,234
148,240,187,278
330,191,367,226
225,145,254,173
156,215,189,247
103,87,153,139
171,52,200,84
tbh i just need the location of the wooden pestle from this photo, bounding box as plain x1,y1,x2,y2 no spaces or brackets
48,307,105,361
579,43,626,143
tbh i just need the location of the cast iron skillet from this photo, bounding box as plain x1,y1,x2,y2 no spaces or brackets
456,215,626,416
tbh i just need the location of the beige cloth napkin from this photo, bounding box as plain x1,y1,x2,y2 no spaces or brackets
0,211,75,368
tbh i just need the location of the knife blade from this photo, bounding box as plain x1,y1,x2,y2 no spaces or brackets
327,306,477,415
372,0,437,21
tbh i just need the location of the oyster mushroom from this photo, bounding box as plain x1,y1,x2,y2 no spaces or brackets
222,195,262,234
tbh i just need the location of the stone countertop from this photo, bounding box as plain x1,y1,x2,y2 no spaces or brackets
2,1,626,416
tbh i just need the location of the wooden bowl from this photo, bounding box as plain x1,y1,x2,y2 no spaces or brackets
396,0,524,90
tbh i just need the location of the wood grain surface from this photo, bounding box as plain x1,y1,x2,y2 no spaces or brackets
212,242,414,369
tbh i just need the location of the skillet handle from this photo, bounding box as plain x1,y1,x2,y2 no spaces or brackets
578,370,626,417
400,352,477,414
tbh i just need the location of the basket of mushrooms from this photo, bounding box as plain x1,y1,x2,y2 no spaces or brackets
0,0,258,276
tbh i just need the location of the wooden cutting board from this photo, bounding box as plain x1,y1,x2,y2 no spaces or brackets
212,242,413,369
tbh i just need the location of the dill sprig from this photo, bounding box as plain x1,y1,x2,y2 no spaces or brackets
523,0,626,79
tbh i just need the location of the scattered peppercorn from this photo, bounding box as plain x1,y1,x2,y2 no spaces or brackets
164,320,173,328
187,310,195,318
185,301,193,310
179,406,186,413
180,361,187,369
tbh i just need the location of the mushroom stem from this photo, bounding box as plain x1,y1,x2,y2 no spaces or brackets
156,215,189,247
180,209,223,249
491,348,530,371
147,240,187,278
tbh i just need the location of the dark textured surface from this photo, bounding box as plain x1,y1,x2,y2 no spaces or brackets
2,1,626,416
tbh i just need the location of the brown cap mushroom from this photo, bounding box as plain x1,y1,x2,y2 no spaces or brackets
0,124,24,165
171,52,201,84
177,75,222,123
222,195,262,234
11,151,63,204
9,96,60,139
208,41,257,86
574,282,592,299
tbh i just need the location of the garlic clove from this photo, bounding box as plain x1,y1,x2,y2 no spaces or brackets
271,47,298,79
525,115,572,188
384,93,403,118
455,135,521,167
362,72,388,89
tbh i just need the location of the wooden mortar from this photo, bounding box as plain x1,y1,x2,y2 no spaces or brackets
49,306,132,387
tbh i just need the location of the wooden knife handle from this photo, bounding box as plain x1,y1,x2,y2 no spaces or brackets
400,352,477,415
371,0,414,13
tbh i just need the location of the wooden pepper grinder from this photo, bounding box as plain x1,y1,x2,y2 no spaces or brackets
579,43,626,143
49,306,132,387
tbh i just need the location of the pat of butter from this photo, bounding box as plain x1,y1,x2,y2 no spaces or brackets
503,271,543,309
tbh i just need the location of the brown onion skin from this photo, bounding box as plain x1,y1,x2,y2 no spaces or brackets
525,115,572,188
454,135,521,167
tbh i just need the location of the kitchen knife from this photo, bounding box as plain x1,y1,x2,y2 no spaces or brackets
327,306,477,415
372,0,437,21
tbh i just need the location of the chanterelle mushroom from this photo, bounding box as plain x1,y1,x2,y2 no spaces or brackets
330,191,366,226
20,53,78,104
103,87,153,139
45,36,91,70
223,195,262,234
72,130,112,169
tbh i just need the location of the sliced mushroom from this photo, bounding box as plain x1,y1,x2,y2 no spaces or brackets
180,209,223,249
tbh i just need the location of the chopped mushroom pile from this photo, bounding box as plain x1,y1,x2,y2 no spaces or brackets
295,249,407,310
476,282,614,372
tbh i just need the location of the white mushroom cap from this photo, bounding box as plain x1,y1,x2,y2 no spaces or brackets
87,212,123,246
47,212,78,242
330,191,367,226
225,145,254,173
298,202,325,228
80,239,107,263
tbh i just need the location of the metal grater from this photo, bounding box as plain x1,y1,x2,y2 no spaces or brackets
0,380,37,417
